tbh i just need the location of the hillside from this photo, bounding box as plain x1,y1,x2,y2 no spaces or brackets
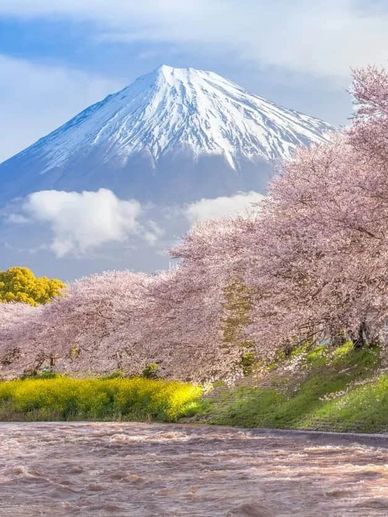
193,341,388,433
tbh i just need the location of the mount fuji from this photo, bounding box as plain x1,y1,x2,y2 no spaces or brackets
0,65,332,205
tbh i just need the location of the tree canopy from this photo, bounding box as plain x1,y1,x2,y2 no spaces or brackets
0,267,65,306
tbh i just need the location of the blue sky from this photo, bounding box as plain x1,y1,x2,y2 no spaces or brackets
0,0,387,162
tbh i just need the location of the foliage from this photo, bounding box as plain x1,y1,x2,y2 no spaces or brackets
142,363,159,379
239,352,256,376
0,376,202,422
305,345,327,367
0,267,64,306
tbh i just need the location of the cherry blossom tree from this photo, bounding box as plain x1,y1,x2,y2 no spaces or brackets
0,266,245,381
0,302,45,377
241,67,388,353
1,66,387,379
170,66,388,358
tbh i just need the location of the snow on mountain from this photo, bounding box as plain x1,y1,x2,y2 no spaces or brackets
0,65,333,204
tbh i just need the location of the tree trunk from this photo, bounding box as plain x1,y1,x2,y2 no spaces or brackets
353,321,369,349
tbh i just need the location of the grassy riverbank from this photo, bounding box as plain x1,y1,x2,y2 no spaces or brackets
195,342,388,433
0,342,387,432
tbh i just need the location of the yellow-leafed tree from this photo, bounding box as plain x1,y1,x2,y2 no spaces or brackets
0,267,65,306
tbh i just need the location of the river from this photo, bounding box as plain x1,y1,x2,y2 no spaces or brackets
0,422,387,516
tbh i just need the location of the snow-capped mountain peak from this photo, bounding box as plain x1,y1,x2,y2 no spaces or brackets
16,65,332,172
0,65,335,277
0,65,333,205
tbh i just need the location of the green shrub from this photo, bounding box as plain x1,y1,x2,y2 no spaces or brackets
142,363,159,379
240,352,256,376
331,340,354,362
305,344,327,366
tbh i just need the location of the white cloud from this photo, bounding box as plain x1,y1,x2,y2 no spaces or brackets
0,54,121,161
6,213,29,224
0,1,387,80
185,191,263,224
143,220,165,246
22,189,142,256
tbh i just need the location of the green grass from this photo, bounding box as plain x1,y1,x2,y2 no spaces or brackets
195,343,388,433
0,376,202,422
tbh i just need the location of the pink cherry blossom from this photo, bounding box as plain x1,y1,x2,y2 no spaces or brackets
1,67,387,380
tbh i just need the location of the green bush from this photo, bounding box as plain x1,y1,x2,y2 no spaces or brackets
0,377,202,422
240,352,256,376
305,345,327,367
142,362,159,379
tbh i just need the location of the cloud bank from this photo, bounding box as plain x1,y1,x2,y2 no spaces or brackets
12,189,264,259
185,191,264,223
0,1,387,80
22,189,142,257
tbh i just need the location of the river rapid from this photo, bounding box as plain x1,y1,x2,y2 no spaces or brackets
0,422,387,516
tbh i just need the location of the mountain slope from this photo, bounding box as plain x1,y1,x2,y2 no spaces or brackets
0,65,333,204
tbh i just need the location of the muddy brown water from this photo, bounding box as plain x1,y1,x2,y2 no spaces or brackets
0,422,387,516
